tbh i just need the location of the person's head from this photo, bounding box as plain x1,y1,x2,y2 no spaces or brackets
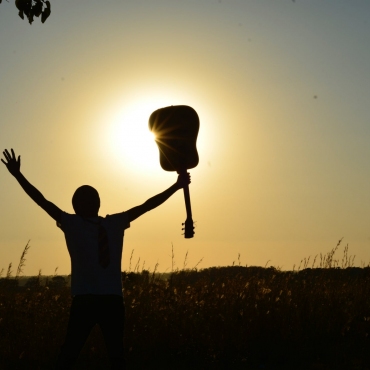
72,185,100,217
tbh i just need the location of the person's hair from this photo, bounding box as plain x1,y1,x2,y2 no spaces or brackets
72,185,100,217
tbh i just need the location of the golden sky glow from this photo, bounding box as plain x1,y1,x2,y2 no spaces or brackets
1,0,370,275
105,98,161,174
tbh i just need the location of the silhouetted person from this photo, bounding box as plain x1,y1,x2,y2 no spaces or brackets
1,148,191,370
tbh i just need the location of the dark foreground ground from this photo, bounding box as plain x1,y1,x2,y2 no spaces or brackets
1,265,370,369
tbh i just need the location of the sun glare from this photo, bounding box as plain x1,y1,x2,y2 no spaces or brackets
107,101,161,174
104,92,210,177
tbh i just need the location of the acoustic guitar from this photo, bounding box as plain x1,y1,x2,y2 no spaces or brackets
148,105,199,238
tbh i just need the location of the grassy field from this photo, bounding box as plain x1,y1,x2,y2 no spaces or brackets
1,240,370,369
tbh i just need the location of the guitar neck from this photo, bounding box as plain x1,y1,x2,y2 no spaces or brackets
178,169,192,218
178,169,194,238
182,181,192,220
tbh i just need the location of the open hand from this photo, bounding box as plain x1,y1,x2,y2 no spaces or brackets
1,149,21,176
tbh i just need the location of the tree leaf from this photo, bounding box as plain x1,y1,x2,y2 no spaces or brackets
27,12,34,24
15,0,25,11
22,0,32,17
33,0,43,17
41,10,50,23
41,1,51,23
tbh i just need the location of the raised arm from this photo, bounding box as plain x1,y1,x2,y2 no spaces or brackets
126,172,191,223
1,149,62,223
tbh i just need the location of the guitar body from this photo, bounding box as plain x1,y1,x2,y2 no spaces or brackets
148,105,199,172
149,105,199,238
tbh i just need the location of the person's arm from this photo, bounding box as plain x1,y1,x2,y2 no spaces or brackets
126,172,191,223
1,149,62,223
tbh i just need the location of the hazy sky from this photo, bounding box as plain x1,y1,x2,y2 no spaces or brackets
1,0,370,275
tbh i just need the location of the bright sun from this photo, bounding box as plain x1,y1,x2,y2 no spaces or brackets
106,99,164,174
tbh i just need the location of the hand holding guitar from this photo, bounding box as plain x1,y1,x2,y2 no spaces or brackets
175,172,191,190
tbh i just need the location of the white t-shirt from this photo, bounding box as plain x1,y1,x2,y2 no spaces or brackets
57,211,130,296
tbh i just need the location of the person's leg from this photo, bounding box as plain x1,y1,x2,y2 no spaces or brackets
55,295,97,370
98,295,126,370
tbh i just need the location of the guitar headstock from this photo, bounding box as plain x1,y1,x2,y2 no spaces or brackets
182,219,195,239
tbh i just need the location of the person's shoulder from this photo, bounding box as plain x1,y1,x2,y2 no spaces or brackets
104,211,128,222
104,211,127,218
62,212,79,221
104,212,130,229
57,211,76,231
